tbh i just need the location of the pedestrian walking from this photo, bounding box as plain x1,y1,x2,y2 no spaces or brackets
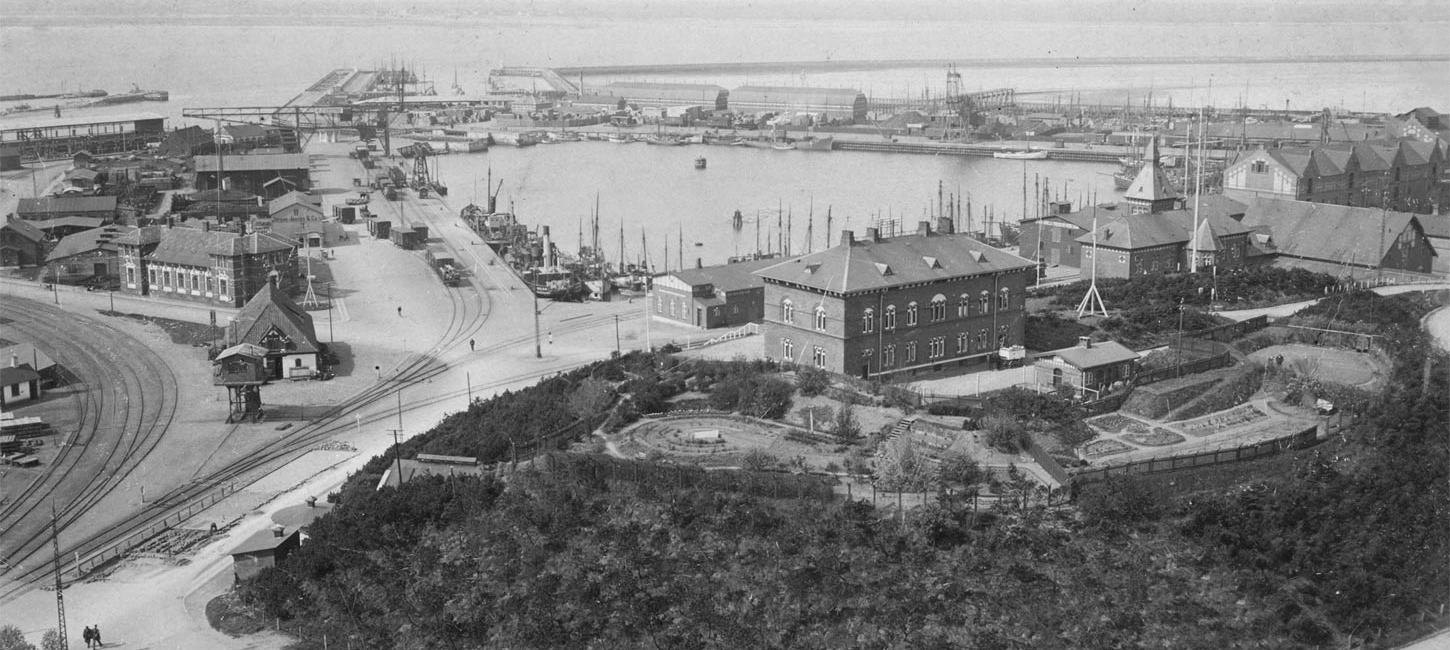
82,626,94,648
547,331,554,345
93,625,102,647
397,306,402,317
469,338,475,352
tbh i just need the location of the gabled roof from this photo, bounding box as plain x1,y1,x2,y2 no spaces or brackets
1,215,45,242
267,190,321,216
214,342,268,362
1240,197,1430,267
1048,340,1140,370
16,196,118,216
1123,136,1180,204
65,168,100,182
0,364,40,386
144,228,295,267
47,224,140,261
27,216,106,232
1418,214,1450,240
231,282,319,355
194,153,309,173
1074,201,1252,251
112,225,166,248
755,230,1033,295
671,256,782,293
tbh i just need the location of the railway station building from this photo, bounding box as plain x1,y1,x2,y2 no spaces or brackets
756,218,1034,379
117,225,298,307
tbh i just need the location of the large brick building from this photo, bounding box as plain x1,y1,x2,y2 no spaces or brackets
116,226,297,307
1221,137,1448,215
652,256,778,329
756,219,1034,379
1239,197,1437,279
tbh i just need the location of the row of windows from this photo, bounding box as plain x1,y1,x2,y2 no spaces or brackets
141,265,229,297
779,338,828,369
780,289,1014,334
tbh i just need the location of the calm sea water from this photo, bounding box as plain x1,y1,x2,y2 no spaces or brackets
2,9,1445,266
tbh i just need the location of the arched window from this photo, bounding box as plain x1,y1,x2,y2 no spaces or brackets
905,341,917,363
998,325,1010,347
928,337,945,359
812,346,827,368
930,294,947,321
956,332,968,353
780,298,794,323
978,291,990,314
906,302,919,327
861,308,875,333
814,306,827,331
883,345,896,368
958,294,970,317
976,329,988,350
782,338,794,361
998,287,1011,310
884,305,897,330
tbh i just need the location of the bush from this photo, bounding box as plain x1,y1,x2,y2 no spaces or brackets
741,448,777,472
795,367,831,396
1076,475,1165,529
981,413,1029,453
937,451,987,488
833,404,862,441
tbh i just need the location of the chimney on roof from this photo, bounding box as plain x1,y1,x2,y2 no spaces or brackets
272,525,285,538
937,216,954,235
10,354,16,368
865,227,880,242
1079,336,1092,349
917,220,932,236
840,229,854,246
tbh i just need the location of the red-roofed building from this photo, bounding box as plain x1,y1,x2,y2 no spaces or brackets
755,218,1034,379
116,225,298,307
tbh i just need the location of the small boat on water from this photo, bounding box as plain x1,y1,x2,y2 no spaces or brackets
695,156,707,170
771,142,795,151
994,150,1048,160
607,133,630,143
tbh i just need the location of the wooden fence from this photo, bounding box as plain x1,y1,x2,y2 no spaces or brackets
1186,315,1269,343
1069,424,1320,487
75,482,240,577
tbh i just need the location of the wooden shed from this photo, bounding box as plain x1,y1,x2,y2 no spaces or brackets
230,525,302,582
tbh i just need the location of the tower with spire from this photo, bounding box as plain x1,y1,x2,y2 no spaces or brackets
1124,135,1181,215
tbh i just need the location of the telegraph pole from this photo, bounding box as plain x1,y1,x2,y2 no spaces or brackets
533,289,542,358
52,502,69,650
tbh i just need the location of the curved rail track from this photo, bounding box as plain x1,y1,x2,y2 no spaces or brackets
0,207,637,600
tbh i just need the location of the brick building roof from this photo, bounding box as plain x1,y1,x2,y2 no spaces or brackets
756,227,1033,295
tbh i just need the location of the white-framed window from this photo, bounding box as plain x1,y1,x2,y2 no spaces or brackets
781,298,794,323
883,345,896,368
978,291,990,314
929,337,945,359
1119,254,1127,264
957,294,970,317
218,278,228,297
884,305,897,330
814,306,827,331
977,329,988,350
930,295,946,321
906,302,918,327
998,325,1010,347
906,341,917,363
998,287,1011,310
656,294,663,313
782,338,794,361
1252,160,1268,173
861,308,875,333
669,299,676,317
812,346,827,368
126,266,136,286
956,332,968,353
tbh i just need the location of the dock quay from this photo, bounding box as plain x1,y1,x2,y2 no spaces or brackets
834,140,1122,163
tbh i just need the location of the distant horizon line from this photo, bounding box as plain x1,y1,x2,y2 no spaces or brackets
556,54,1450,76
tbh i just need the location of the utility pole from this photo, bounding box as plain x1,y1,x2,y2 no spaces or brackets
52,502,69,650
614,314,621,355
533,289,542,358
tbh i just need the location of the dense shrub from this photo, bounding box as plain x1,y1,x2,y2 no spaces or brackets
795,367,831,396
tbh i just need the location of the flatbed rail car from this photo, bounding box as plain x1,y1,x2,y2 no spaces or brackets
426,243,462,286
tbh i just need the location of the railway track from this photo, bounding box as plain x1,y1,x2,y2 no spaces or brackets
0,196,637,600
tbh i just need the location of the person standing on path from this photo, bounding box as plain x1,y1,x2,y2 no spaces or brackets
397,306,402,317
469,338,475,352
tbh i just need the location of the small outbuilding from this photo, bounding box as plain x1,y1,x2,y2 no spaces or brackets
376,454,486,490
228,282,322,380
1034,336,1140,397
1,362,41,407
230,525,302,582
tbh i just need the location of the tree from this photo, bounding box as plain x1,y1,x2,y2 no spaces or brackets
746,377,794,419
0,626,37,650
742,449,777,472
833,403,861,441
937,451,986,489
567,378,615,418
37,631,61,650
980,413,1028,453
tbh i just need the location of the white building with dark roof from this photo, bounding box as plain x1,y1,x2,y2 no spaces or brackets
755,218,1034,379
228,282,321,379
116,225,298,307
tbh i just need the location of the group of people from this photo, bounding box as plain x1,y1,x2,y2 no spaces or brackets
81,625,102,648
